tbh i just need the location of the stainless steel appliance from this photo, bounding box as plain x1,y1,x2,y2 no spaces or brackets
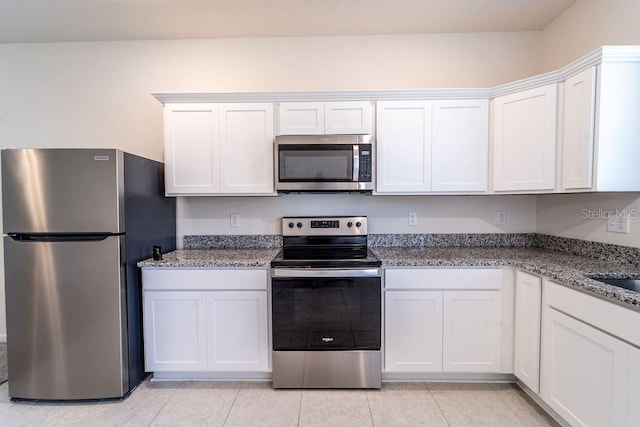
275,135,374,192
1,149,176,400
270,216,382,388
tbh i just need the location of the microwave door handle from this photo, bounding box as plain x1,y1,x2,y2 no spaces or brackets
353,145,360,181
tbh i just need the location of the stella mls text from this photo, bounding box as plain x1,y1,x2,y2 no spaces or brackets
581,208,639,220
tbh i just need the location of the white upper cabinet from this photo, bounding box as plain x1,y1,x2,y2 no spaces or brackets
561,60,640,192
164,103,220,194
377,99,489,194
278,101,372,135
376,101,432,193
164,102,275,196
277,102,324,135
219,104,274,194
492,84,557,192
431,99,489,192
561,67,596,190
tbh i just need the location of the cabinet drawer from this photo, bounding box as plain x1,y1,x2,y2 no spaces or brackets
385,268,502,290
544,280,640,348
142,268,268,291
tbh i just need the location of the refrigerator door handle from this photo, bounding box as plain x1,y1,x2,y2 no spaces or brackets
8,233,121,242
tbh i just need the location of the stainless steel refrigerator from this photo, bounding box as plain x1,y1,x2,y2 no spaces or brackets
2,148,176,400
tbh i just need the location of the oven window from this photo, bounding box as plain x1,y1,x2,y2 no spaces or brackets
278,145,353,181
272,277,381,351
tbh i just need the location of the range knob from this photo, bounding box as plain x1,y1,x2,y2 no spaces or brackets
347,221,353,228
356,221,362,228
288,222,294,229
297,222,303,228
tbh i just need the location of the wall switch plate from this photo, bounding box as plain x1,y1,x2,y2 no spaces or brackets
607,213,630,234
230,213,240,228
408,212,418,226
496,210,507,225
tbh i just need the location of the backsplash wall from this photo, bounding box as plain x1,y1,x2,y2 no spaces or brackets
176,194,537,248
537,192,640,249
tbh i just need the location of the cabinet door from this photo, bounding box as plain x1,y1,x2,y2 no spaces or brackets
207,291,269,371
432,99,489,192
278,102,324,135
443,290,502,372
627,347,640,426
324,101,372,134
164,103,220,195
143,291,208,371
514,271,542,393
376,101,432,193
385,291,443,372
219,103,275,194
492,84,557,192
562,67,596,190
541,307,628,427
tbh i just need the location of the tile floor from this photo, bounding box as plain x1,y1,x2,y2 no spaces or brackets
0,380,558,426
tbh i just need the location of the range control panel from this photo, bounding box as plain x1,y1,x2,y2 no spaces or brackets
282,216,368,236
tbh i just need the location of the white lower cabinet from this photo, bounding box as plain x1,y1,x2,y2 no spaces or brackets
513,270,542,393
384,268,510,374
541,307,628,427
628,347,640,426
540,279,640,427
206,291,269,371
144,291,209,371
385,290,443,372
142,269,269,374
443,290,502,372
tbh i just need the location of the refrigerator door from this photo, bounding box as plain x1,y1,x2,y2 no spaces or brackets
1,149,124,234
4,235,128,400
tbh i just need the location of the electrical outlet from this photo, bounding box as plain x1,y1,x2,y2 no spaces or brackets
408,212,418,226
496,210,507,225
607,213,630,234
230,213,240,228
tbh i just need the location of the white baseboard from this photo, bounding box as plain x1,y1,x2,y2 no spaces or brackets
515,379,570,427
382,372,515,382
0,334,6,343
150,371,272,381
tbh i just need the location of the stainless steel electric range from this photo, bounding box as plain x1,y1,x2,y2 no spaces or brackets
270,216,382,389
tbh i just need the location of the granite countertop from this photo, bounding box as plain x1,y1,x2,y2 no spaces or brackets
138,245,640,311
373,246,640,311
137,248,280,268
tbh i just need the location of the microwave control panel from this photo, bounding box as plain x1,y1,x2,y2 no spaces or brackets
358,144,373,182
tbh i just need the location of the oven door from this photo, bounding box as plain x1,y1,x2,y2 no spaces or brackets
271,268,381,351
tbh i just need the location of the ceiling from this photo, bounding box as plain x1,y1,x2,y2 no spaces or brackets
0,0,578,44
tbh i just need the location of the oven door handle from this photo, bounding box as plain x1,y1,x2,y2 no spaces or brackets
271,268,381,278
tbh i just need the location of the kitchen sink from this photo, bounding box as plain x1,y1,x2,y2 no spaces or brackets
591,278,640,292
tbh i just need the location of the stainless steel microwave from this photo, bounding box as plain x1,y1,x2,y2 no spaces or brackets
275,135,374,192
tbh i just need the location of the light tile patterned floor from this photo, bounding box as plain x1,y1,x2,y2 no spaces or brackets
0,380,558,426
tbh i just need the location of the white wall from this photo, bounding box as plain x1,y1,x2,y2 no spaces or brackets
540,0,640,71
0,32,542,161
536,193,640,246
178,194,536,245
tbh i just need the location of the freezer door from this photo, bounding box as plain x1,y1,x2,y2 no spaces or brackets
4,235,128,400
1,149,124,233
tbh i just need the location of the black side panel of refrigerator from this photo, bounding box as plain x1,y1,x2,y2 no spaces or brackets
123,153,176,389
